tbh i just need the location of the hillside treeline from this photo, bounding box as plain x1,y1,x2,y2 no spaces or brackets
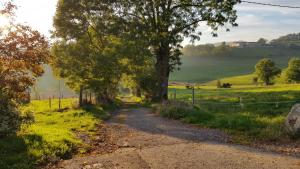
271,33,300,48
182,33,300,58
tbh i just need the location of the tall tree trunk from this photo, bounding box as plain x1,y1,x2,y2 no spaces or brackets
155,43,170,102
136,87,142,97
89,92,92,104
96,89,113,105
266,78,270,86
85,92,88,104
79,85,83,107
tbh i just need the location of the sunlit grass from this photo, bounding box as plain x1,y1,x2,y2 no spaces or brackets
0,99,108,169
204,72,287,86
166,84,299,143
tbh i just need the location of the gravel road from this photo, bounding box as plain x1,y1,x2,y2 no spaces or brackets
55,108,300,169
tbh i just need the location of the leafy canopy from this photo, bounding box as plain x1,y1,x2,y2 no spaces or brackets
0,1,50,99
285,57,300,83
255,58,281,85
53,0,240,101
0,0,50,136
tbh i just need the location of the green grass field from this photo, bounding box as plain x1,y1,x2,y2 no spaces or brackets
166,84,300,142
205,73,286,86
170,46,300,83
0,99,109,169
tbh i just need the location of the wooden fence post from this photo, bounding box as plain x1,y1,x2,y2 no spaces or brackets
89,92,92,104
59,97,61,110
239,97,244,108
192,86,195,105
174,88,177,101
49,97,51,109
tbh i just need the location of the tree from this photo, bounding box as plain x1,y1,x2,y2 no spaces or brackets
255,59,281,85
0,1,50,136
0,0,15,16
257,38,267,45
285,58,300,83
53,0,241,102
0,25,50,99
51,32,136,105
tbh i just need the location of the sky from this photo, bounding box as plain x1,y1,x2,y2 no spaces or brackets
1,0,300,45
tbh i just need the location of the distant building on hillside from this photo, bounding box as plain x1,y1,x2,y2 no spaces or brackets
215,41,274,48
227,41,261,48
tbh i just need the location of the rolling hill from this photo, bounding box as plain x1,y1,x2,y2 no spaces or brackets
170,33,300,83
170,46,300,83
204,73,286,86
36,33,300,94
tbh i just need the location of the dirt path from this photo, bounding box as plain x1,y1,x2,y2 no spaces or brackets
55,108,300,169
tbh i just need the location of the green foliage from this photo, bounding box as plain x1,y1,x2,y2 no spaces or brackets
285,57,300,83
52,0,240,102
136,70,158,100
52,0,159,102
159,102,216,123
0,99,108,169
255,58,281,85
51,35,126,103
0,93,20,137
257,38,267,45
159,102,193,120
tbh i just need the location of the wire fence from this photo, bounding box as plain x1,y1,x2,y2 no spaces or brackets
168,88,300,108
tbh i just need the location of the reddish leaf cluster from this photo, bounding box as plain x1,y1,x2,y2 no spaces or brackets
0,25,50,99
0,0,16,16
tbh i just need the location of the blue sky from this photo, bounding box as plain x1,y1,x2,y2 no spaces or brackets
5,0,300,45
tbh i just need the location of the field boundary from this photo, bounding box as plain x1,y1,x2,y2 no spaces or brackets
168,88,299,107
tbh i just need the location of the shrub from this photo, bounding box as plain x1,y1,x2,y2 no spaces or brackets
183,110,215,124
159,101,193,120
252,77,258,85
0,98,21,137
185,85,193,89
285,57,300,83
158,102,216,124
0,90,33,137
222,83,232,88
255,58,281,85
216,80,222,88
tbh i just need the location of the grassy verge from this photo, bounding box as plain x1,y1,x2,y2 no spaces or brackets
159,102,288,143
0,99,109,169
163,85,300,143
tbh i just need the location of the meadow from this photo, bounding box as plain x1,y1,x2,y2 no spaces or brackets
205,73,286,86
0,99,109,169
165,84,300,143
170,46,300,83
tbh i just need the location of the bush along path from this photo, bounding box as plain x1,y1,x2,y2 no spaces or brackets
52,106,300,169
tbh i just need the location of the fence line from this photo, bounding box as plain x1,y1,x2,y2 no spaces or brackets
174,99,298,105
169,88,299,106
